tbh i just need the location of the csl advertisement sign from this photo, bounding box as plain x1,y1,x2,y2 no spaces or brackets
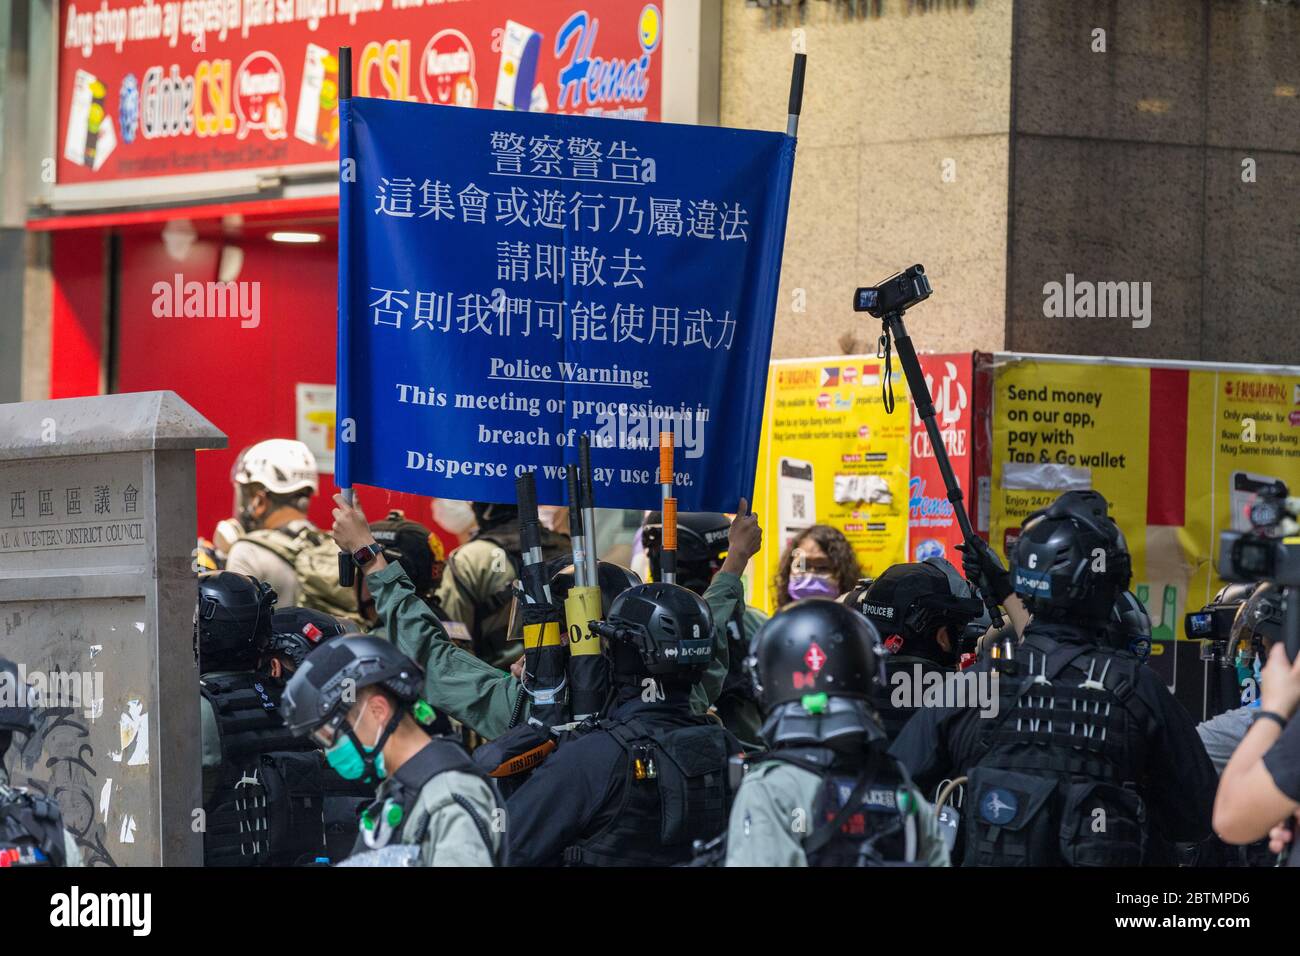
56,0,663,187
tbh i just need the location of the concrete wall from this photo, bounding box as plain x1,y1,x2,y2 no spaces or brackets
720,0,1015,359
1005,0,1300,363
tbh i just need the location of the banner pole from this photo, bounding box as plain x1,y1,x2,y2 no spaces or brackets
785,52,806,139
337,45,355,589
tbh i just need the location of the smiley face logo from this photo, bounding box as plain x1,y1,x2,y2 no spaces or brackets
420,29,477,107
638,4,661,54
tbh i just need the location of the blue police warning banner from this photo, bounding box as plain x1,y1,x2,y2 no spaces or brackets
337,96,795,510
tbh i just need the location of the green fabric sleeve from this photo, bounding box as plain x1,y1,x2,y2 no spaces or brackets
367,560,524,740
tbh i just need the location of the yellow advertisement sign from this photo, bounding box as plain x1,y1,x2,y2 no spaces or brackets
989,357,1300,693
749,358,911,613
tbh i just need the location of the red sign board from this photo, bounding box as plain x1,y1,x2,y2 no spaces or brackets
57,0,663,186
908,354,975,564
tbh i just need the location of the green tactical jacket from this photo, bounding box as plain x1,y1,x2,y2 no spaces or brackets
367,560,748,741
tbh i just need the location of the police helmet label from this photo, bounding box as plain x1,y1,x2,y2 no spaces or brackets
1014,567,1052,594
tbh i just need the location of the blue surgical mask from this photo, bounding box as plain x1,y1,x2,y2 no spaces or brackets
788,573,840,602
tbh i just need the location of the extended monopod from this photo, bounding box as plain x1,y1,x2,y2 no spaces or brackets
854,264,1013,665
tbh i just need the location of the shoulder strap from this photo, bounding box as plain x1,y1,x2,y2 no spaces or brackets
801,757,879,857
395,740,499,865
755,746,836,776
801,750,916,861
239,526,312,562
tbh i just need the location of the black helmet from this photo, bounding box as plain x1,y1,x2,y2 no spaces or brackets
195,571,276,671
547,559,642,617
472,502,517,529
749,598,886,707
1010,490,1131,624
590,582,714,684
279,634,425,738
643,511,730,594
0,657,38,739
1231,582,1285,650
369,511,442,595
1107,591,1152,661
856,559,983,664
267,607,350,670
747,599,888,748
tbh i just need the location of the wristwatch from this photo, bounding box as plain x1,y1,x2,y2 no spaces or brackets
1254,710,1288,730
352,543,384,568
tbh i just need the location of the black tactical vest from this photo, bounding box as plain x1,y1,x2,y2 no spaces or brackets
962,626,1153,867
451,525,569,661
201,671,370,866
0,785,68,867
873,656,955,742
763,745,922,867
563,716,731,867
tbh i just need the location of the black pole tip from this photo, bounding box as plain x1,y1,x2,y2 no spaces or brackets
339,47,352,101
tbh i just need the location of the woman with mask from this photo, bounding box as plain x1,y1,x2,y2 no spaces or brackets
774,524,862,608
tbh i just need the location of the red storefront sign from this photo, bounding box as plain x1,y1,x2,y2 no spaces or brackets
57,0,664,186
908,354,975,564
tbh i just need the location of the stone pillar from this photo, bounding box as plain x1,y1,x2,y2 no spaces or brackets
0,391,225,866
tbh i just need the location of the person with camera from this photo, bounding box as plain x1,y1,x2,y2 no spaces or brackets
1196,583,1282,774
1213,634,1300,853
889,490,1217,866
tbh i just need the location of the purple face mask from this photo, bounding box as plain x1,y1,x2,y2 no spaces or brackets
788,573,840,602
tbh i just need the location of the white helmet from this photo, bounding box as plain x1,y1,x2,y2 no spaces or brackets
233,439,319,496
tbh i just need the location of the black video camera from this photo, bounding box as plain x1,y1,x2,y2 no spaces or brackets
853,264,932,318
1217,480,1300,586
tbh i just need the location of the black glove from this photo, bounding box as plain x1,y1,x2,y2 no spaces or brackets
957,536,1014,604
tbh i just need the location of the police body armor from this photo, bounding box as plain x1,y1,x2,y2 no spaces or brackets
0,785,68,867
963,625,1152,867
451,525,569,661
763,745,922,867
564,717,731,867
351,737,501,865
202,672,369,866
873,656,954,742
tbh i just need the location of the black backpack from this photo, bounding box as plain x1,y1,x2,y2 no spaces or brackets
564,717,732,867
